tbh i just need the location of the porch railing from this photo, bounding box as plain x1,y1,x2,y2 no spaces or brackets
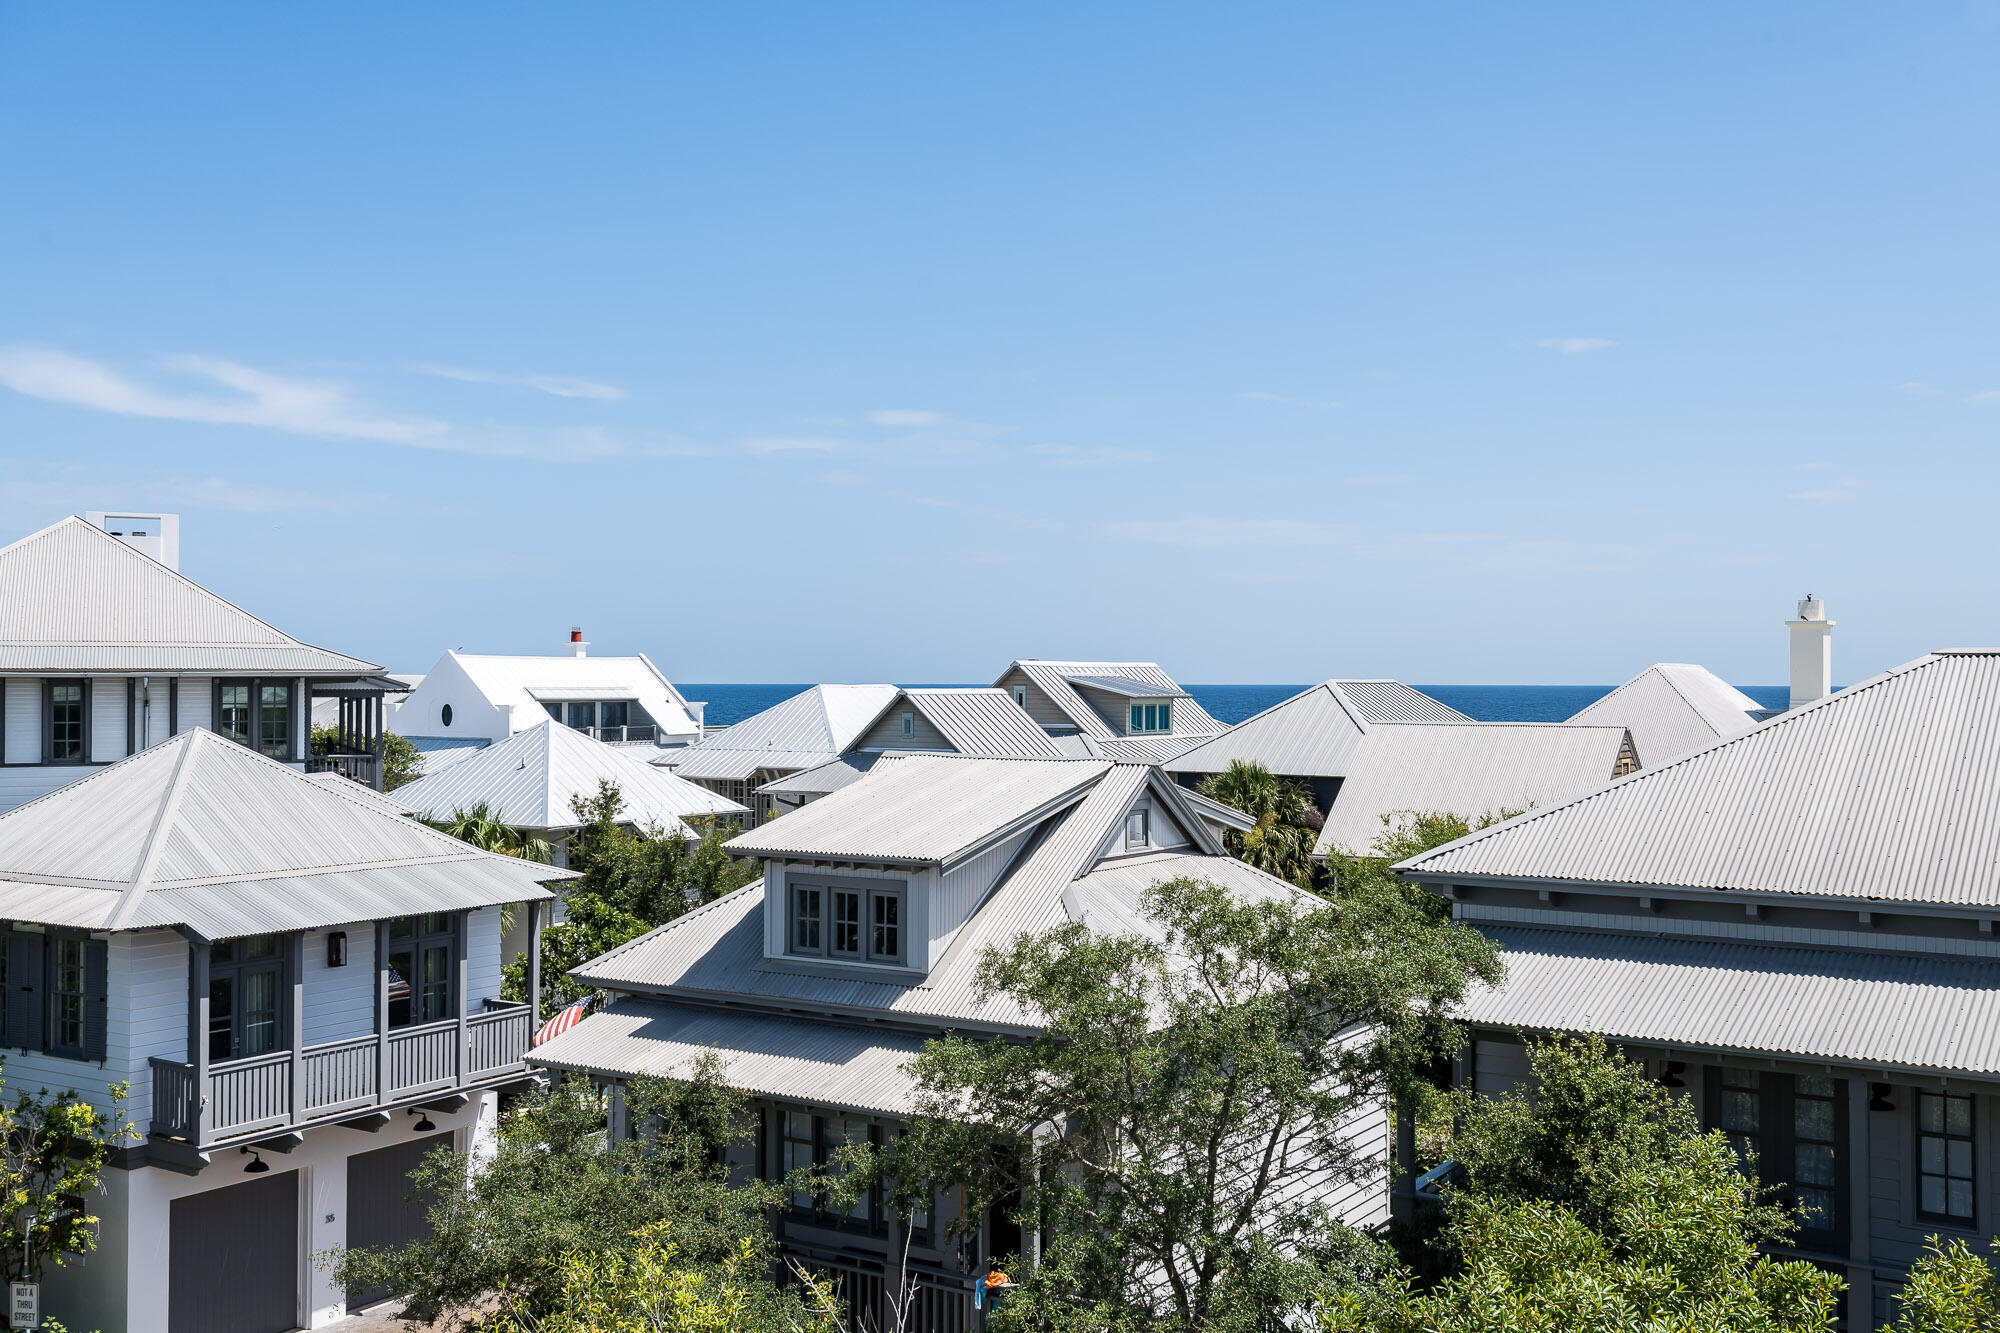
307,752,380,785
579,724,658,744
149,999,534,1147
785,1248,977,1333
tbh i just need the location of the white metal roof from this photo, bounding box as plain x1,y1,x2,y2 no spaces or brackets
405,737,489,776
1314,722,1629,857
1065,674,1190,699
756,752,882,797
301,771,415,817
393,719,744,832
1462,925,2000,1077
856,688,1067,758
0,516,380,676
998,660,1224,741
1400,650,2000,907
442,650,700,740
1166,679,1467,777
661,684,902,781
724,755,1109,866
0,728,568,938
531,999,929,1115
1567,663,1768,767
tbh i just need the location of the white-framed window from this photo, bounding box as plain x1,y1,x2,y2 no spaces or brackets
1125,808,1150,849
789,881,905,966
900,710,914,740
1012,685,1027,709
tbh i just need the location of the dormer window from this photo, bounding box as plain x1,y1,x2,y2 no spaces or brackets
900,711,915,740
1125,807,1150,849
788,878,906,967
1012,685,1027,709
1129,702,1172,734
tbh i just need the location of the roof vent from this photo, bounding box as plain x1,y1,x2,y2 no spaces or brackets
85,511,180,571
1786,594,1834,709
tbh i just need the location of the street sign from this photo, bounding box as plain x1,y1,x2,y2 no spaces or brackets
9,1281,38,1329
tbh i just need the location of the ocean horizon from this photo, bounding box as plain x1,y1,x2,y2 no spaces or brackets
681,682,1796,729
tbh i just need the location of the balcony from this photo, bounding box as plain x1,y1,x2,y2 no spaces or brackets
148,999,534,1158
576,723,658,745
306,751,380,786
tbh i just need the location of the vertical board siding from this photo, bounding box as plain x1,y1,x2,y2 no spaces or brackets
1070,684,1133,735
934,828,1035,953
303,922,378,1046
3,677,38,764
176,675,212,733
466,907,502,1010
91,677,127,762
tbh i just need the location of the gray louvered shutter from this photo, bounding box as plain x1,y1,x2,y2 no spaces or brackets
84,940,108,1063
6,934,43,1050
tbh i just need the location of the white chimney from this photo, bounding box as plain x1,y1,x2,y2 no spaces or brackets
1787,594,1833,709
85,511,179,571
569,627,588,658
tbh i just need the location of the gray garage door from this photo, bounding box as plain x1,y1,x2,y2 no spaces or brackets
346,1132,452,1308
169,1169,299,1333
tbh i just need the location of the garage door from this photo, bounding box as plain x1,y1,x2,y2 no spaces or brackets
346,1132,453,1308
169,1169,299,1333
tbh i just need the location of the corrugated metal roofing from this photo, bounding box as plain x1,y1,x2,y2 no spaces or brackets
1462,926,2000,1076
660,684,902,780
0,728,567,937
405,737,490,777
393,719,744,832
1566,663,1768,768
1084,734,1208,764
724,755,1109,866
999,661,1225,742
301,772,415,817
531,1000,928,1115
1065,675,1190,699
897,689,1068,757
756,752,881,797
1400,651,2000,905
1315,722,1629,857
1167,680,1466,777
440,651,701,742
0,516,380,675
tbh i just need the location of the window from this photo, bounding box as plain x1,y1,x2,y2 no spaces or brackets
566,701,597,731
440,703,454,728
543,701,562,721
780,1111,884,1230
1718,1067,1761,1168
1792,1074,1838,1231
789,881,905,966
900,710,915,740
1012,685,1027,709
218,683,252,746
47,680,87,763
783,1110,818,1211
1919,1091,1975,1224
387,914,456,1028
1708,1067,1845,1243
208,934,285,1060
1125,807,1150,849
1128,702,1172,734
600,701,629,731
50,938,85,1057
215,680,296,760
257,683,291,757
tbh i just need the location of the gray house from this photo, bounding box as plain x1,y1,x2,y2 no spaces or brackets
991,658,1226,762
531,753,1383,1330
1396,648,2000,1323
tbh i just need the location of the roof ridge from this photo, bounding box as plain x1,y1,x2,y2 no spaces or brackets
1651,665,1728,740
105,731,205,928
1396,651,1947,873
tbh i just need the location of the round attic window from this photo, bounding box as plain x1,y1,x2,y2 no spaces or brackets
441,704,454,728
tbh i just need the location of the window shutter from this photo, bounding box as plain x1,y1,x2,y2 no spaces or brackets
84,940,109,1063
6,934,43,1050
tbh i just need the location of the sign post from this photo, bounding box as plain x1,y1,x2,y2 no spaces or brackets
8,1281,38,1330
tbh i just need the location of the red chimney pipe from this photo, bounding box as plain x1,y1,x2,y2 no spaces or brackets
570,628,583,643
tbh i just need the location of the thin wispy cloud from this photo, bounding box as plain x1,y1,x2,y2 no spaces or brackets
414,364,627,401
1534,337,1615,355
739,435,842,456
0,459,374,521
1787,478,1871,502
1966,390,2000,404
1028,443,1165,467
1097,515,1638,572
1240,390,1344,409
1897,381,1947,397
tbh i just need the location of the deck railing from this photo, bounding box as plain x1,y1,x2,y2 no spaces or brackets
149,999,534,1146
786,1248,977,1333
579,724,658,744
306,752,380,786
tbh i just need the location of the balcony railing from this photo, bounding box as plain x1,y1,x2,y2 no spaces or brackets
149,999,534,1148
307,752,380,786
576,723,658,744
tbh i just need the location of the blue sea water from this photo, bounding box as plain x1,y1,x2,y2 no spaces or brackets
681,682,1794,729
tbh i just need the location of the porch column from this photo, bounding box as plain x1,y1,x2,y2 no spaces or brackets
456,911,471,1081
375,919,392,1105
288,932,306,1123
526,900,543,1030
186,934,210,1144
1848,1077,1873,1307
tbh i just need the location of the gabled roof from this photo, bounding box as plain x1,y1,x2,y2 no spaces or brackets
725,755,1110,867
1314,722,1630,858
0,516,380,675
755,751,882,799
0,729,567,938
1065,674,1190,699
443,650,700,739
1566,663,1769,767
997,660,1225,741
854,688,1067,758
1398,650,2000,907
393,719,744,832
1166,679,1468,777
662,684,902,781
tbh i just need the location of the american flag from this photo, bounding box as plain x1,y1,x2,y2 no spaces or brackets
533,995,594,1046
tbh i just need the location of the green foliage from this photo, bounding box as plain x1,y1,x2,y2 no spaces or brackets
434,801,554,864
500,782,757,1013
882,874,1501,1333
1884,1237,2000,1332
332,1067,803,1332
1321,807,1522,912
0,1074,140,1283
1196,760,1322,889
308,723,421,791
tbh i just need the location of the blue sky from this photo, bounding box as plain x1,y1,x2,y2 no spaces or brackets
3,5,1997,685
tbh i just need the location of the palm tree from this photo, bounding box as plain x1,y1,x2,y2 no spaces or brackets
1197,760,1323,890
435,802,553,864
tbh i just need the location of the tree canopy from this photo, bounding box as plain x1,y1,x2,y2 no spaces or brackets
1195,760,1322,889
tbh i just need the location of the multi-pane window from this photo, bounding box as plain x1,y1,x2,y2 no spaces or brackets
1919,1091,1975,1224
599,701,629,731
209,934,284,1060
566,702,596,730
1128,702,1172,734
1719,1067,1761,1168
789,882,905,966
1792,1074,1838,1230
783,1110,818,1211
218,683,253,746
900,711,915,739
50,938,85,1056
48,681,86,762
216,680,294,759
387,914,455,1028
257,683,291,757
